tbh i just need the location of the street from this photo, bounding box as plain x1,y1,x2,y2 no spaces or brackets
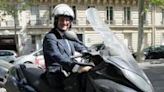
139,60,164,92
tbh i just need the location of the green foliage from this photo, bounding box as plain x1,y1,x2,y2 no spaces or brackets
150,0,164,8
0,0,32,19
150,0,164,4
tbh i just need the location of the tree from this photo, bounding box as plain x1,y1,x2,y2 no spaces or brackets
0,0,31,54
150,0,164,8
137,0,164,62
136,0,145,62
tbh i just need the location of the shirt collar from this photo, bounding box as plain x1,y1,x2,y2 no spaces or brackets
56,28,65,37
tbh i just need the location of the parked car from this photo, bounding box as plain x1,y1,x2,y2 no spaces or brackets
13,48,45,68
0,60,13,87
133,45,164,60
0,50,17,63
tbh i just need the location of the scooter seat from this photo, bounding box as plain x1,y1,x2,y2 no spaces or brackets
19,64,55,92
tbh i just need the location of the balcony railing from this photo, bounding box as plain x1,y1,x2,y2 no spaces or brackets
105,20,116,25
0,20,15,27
143,20,148,25
73,20,78,25
86,20,90,24
122,20,133,25
161,20,164,25
28,19,50,26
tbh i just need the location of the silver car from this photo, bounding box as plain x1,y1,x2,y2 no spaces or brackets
13,49,45,68
0,50,17,63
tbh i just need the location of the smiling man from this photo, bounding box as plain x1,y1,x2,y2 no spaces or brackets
43,4,92,91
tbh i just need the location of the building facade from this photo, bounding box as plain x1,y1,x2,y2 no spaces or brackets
0,0,164,55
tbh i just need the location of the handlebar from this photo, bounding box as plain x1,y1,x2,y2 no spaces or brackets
70,51,100,67
74,61,95,67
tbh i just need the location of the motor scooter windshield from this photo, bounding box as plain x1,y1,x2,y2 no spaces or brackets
86,8,154,92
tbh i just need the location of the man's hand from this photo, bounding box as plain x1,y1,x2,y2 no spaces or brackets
78,66,92,73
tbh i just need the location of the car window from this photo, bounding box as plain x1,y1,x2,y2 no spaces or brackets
143,45,164,53
143,47,152,52
0,51,14,56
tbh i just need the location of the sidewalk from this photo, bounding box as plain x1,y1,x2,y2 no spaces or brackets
137,59,164,69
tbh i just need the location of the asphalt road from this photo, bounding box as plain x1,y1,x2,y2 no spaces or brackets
139,60,164,92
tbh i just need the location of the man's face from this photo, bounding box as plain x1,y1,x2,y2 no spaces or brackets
57,16,71,32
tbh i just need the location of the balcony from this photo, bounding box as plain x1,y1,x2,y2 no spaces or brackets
105,20,116,25
143,20,148,25
28,19,50,26
161,20,164,25
0,20,15,27
73,20,78,25
122,20,133,25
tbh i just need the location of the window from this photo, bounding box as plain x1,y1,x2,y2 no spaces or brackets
161,33,164,45
106,6,114,24
31,5,39,16
0,51,13,56
162,9,164,24
124,33,132,47
144,33,148,48
124,7,131,24
88,6,95,8
86,6,95,24
49,5,53,20
31,35,36,44
143,12,147,25
49,5,56,25
30,5,40,25
72,6,77,24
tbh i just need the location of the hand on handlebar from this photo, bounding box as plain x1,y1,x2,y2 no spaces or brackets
72,64,93,73
78,66,93,73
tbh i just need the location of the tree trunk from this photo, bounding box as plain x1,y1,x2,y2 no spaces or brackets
137,0,145,62
151,5,155,46
14,11,19,55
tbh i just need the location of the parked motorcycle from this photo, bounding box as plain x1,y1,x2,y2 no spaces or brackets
4,8,154,92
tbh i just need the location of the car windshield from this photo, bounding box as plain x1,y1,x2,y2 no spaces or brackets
0,51,14,56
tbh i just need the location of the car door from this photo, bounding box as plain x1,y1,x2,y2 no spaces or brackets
0,51,13,62
33,49,45,67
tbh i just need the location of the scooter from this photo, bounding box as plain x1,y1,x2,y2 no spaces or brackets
4,8,154,92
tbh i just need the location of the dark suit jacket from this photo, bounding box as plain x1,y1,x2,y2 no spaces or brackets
43,28,87,72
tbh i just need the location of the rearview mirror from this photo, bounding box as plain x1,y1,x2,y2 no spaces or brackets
64,31,79,41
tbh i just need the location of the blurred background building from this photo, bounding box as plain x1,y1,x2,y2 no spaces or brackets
0,0,164,55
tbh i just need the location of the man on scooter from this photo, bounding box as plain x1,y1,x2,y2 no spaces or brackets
43,3,92,92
